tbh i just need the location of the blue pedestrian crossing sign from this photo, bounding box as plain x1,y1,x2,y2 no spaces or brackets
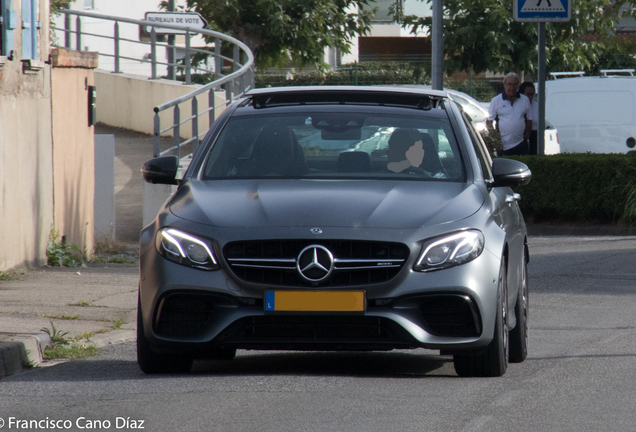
514,0,571,22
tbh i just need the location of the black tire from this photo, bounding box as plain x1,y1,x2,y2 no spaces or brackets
509,249,529,363
137,296,193,374
454,258,509,377
207,346,237,360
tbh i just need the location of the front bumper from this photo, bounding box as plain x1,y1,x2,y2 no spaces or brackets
139,233,502,356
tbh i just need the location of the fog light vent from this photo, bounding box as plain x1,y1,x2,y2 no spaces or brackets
154,293,216,338
419,295,481,337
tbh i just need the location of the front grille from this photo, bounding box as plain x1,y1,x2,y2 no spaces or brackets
224,240,410,286
216,315,416,348
419,295,482,337
154,293,235,338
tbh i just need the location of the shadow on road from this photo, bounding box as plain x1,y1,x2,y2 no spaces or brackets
7,349,457,382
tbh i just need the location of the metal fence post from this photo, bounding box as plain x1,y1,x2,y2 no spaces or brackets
173,106,181,158
114,21,120,73
215,38,222,79
76,16,82,51
185,31,192,84
150,28,157,80
209,88,216,128
153,112,161,157
233,45,239,72
225,82,233,107
64,13,71,49
191,97,199,154
168,35,176,80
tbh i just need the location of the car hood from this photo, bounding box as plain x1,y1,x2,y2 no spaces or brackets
168,180,484,229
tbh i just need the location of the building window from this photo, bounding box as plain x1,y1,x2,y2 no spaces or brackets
84,0,94,9
372,0,402,23
1,0,18,57
21,0,38,60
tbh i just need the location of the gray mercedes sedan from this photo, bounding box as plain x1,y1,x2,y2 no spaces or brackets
138,86,531,377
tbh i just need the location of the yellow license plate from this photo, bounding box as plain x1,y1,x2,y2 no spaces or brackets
264,291,365,312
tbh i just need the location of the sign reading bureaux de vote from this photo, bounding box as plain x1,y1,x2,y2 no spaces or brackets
144,12,207,34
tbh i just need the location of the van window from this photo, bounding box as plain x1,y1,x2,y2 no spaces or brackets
549,91,635,126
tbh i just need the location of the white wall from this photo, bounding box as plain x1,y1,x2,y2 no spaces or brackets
94,70,226,138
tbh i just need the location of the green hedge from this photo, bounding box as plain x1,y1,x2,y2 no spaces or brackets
256,62,430,88
510,154,636,225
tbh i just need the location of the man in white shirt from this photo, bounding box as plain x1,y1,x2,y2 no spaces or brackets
520,81,539,155
487,72,532,156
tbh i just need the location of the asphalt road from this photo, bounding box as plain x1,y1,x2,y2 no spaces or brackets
0,236,635,432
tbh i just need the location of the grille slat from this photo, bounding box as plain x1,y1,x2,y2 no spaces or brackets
224,240,409,286
217,316,416,346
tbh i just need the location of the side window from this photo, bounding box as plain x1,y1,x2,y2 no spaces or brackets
462,112,493,180
21,0,38,60
1,0,18,57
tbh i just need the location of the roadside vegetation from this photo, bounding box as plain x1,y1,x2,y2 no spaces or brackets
47,228,84,267
40,320,100,361
90,237,137,264
511,154,636,227
0,270,17,281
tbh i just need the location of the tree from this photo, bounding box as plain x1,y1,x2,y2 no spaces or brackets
171,0,377,70
394,0,636,77
50,0,75,44
51,0,74,17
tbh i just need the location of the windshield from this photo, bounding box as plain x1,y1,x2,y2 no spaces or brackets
201,111,464,181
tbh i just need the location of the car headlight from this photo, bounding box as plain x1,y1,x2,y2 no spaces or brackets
156,228,220,271
414,230,484,272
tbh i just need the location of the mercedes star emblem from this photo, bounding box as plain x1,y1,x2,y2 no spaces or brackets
310,228,323,234
296,245,334,283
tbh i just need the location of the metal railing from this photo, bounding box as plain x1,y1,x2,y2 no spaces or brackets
57,9,255,158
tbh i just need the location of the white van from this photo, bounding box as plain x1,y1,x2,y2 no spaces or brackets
544,75,636,153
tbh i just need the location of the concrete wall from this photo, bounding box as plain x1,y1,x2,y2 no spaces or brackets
50,49,99,257
0,0,54,270
0,91,55,270
95,70,227,140
94,134,116,240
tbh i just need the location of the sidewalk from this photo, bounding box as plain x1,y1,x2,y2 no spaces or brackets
0,263,139,378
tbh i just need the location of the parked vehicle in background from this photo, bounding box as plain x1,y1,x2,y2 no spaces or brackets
542,121,560,155
444,89,490,132
544,72,636,153
138,86,532,377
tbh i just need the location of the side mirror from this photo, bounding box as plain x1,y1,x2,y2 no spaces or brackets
141,156,179,185
490,158,532,188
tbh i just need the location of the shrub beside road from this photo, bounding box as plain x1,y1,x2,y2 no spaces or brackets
511,154,636,227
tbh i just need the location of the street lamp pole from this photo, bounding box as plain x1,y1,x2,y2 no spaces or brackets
431,0,444,90
538,22,546,155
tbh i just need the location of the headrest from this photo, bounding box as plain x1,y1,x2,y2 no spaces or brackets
337,151,371,172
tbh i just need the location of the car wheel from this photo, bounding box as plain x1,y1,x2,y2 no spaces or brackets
206,346,237,360
509,249,529,363
137,295,193,374
454,258,509,377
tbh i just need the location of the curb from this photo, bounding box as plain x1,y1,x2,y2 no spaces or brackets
0,333,51,379
0,330,136,379
527,224,636,237
91,329,136,348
